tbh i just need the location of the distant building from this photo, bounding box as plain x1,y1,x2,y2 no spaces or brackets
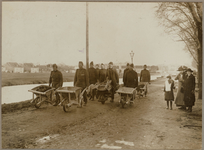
31,68,39,73
4,62,19,73
14,67,24,73
2,66,6,72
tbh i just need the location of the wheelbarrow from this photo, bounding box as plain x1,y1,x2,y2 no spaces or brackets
96,80,112,104
56,86,86,112
28,85,56,108
116,86,137,108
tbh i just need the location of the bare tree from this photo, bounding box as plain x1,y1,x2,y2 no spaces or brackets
156,2,202,99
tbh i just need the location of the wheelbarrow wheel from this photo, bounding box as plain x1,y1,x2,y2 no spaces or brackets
34,97,41,109
120,97,126,108
63,100,70,112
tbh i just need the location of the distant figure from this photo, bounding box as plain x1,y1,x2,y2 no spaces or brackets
106,62,119,102
140,64,150,96
99,63,107,83
164,75,175,110
88,61,97,101
183,68,195,112
123,63,130,86
174,66,185,109
49,64,63,104
74,61,89,106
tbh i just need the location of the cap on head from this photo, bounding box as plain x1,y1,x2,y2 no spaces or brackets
101,63,104,66
144,64,147,67
109,62,113,65
167,75,171,79
90,61,94,65
130,63,134,68
52,64,58,68
79,61,83,66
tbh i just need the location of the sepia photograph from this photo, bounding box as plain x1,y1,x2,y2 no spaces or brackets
1,1,203,149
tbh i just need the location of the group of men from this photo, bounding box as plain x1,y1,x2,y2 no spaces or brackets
49,62,151,106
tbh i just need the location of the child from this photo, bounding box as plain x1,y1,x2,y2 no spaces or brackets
164,75,175,110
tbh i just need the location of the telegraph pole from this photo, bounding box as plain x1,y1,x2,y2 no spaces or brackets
86,2,89,70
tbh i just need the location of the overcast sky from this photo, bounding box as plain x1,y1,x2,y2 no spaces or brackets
2,2,193,66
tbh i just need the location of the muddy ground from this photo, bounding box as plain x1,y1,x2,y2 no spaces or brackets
2,78,202,149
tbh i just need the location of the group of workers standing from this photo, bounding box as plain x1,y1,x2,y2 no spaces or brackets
164,66,196,112
49,62,151,106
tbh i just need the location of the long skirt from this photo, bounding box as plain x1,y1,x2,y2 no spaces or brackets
175,81,185,106
184,91,195,107
165,91,174,101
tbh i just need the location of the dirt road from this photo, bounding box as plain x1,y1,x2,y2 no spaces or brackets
2,78,202,149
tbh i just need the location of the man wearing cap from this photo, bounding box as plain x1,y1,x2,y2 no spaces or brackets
124,64,138,88
99,63,107,83
74,61,89,106
124,64,138,101
95,64,100,99
49,64,63,104
106,62,119,102
88,61,97,101
140,64,151,96
95,64,100,82
123,63,130,86
183,68,195,112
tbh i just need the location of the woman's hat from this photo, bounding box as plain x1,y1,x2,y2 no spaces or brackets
177,66,183,71
167,75,171,79
182,66,188,70
187,68,193,72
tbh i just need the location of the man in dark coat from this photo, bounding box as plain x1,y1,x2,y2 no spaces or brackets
74,61,89,106
124,63,138,88
99,63,107,83
106,62,119,102
123,63,129,86
183,68,195,112
140,64,150,96
88,61,97,100
95,64,100,82
49,64,63,104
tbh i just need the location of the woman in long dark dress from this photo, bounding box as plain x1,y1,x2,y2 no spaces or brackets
174,66,185,108
183,68,195,112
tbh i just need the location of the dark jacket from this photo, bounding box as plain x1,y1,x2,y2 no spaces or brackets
140,69,150,82
88,67,97,84
183,74,195,106
96,68,100,81
106,68,119,87
49,70,63,88
99,69,107,82
123,68,129,86
74,68,89,88
124,70,138,88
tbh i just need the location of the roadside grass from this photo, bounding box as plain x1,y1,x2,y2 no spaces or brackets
1,72,75,87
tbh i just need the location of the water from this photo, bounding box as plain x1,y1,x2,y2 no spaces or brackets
1,75,160,104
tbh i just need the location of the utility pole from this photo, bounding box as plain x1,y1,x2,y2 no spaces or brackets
130,51,134,64
86,2,89,70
